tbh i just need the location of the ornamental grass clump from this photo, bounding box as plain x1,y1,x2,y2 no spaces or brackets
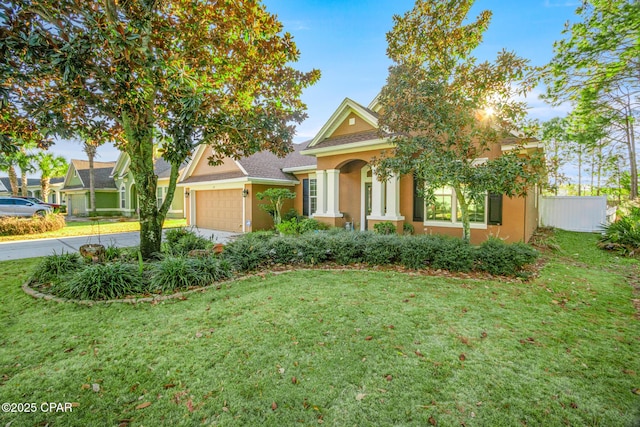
30,252,84,286
149,256,214,293
51,262,144,300
0,213,65,236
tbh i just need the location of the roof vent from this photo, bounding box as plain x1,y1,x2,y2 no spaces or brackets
349,118,356,126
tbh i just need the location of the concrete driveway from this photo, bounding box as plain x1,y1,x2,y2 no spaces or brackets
0,228,238,261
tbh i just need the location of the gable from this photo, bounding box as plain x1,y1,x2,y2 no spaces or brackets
330,112,376,138
191,148,244,178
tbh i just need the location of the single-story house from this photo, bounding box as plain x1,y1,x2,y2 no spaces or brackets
0,177,65,204
181,95,540,244
61,160,120,216
111,153,187,219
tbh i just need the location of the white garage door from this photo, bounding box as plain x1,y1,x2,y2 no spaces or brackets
68,194,86,216
195,189,243,232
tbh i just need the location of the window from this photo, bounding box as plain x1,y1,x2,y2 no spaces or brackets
426,187,453,222
156,187,164,208
302,178,317,217
120,185,126,209
425,186,488,225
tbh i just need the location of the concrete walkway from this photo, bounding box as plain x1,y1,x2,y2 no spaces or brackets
0,227,239,261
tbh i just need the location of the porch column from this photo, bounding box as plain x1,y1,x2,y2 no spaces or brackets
315,170,327,216
369,167,385,219
326,169,341,216
384,173,404,220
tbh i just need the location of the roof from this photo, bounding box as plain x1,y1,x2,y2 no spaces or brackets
155,157,189,179
181,141,316,185
63,160,117,190
310,129,382,150
0,177,41,192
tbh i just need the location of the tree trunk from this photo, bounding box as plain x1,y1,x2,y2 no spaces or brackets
84,143,97,214
41,177,51,202
454,186,471,243
8,166,18,196
625,114,638,200
122,109,163,259
20,169,27,196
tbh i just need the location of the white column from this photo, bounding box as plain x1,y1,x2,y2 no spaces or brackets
326,169,341,217
368,167,386,219
315,170,327,216
384,173,404,220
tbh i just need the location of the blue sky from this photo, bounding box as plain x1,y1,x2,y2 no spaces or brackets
50,0,581,164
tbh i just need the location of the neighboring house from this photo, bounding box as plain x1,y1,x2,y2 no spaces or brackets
111,153,187,219
181,95,541,243
0,177,64,204
61,160,119,216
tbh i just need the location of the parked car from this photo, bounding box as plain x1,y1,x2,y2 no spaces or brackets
11,196,66,213
0,196,53,217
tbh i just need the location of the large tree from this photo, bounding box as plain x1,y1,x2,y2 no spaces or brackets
543,0,639,199
374,0,544,242
1,0,319,258
540,117,571,195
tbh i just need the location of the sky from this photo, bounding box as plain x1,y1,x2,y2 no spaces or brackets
46,0,581,168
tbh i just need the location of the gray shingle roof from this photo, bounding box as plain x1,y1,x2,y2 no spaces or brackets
64,160,117,190
0,177,41,193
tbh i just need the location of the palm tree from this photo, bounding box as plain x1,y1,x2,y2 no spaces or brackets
34,152,68,201
0,152,19,195
16,145,35,196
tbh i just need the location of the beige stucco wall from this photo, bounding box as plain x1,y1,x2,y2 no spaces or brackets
331,112,375,137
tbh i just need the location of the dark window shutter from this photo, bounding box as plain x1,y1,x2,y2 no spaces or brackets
413,175,424,222
302,179,309,217
488,193,503,225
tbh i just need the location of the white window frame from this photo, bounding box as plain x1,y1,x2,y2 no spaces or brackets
120,185,126,209
308,178,317,216
424,186,488,229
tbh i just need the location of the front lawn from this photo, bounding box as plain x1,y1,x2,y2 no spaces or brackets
0,231,638,426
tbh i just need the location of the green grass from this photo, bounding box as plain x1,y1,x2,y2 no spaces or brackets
0,218,186,242
1,230,639,426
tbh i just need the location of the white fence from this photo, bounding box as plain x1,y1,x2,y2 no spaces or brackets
539,196,609,232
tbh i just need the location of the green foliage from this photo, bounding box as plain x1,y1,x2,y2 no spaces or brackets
30,252,84,285
0,213,65,236
149,256,228,293
475,237,539,277
373,221,397,235
256,188,297,226
282,208,302,222
1,0,319,258
376,0,544,242
399,235,445,270
163,227,212,256
328,231,374,265
363,234,402,265
430,236,474,272
222,233,271,272
52,262,144,300
276,217,329,235
600,207,640,256
403,222,415,235
295,233,332,265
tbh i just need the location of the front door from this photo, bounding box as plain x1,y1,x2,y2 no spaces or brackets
364,182,372,230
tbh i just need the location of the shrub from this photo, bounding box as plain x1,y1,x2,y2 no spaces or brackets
599,207,640,256
403,222,415,235
399,235,441,269
163,227,212,256
222,233,270,272
51,262,144,300
30,252,84,285
431,237,474,272
266,236,302,264
363,234,402,265
0,213,65,236
282,208,302,222
475,238,539,276
276,217,329,235
295,233,332,265
373,221,397,235
329,231,374,265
